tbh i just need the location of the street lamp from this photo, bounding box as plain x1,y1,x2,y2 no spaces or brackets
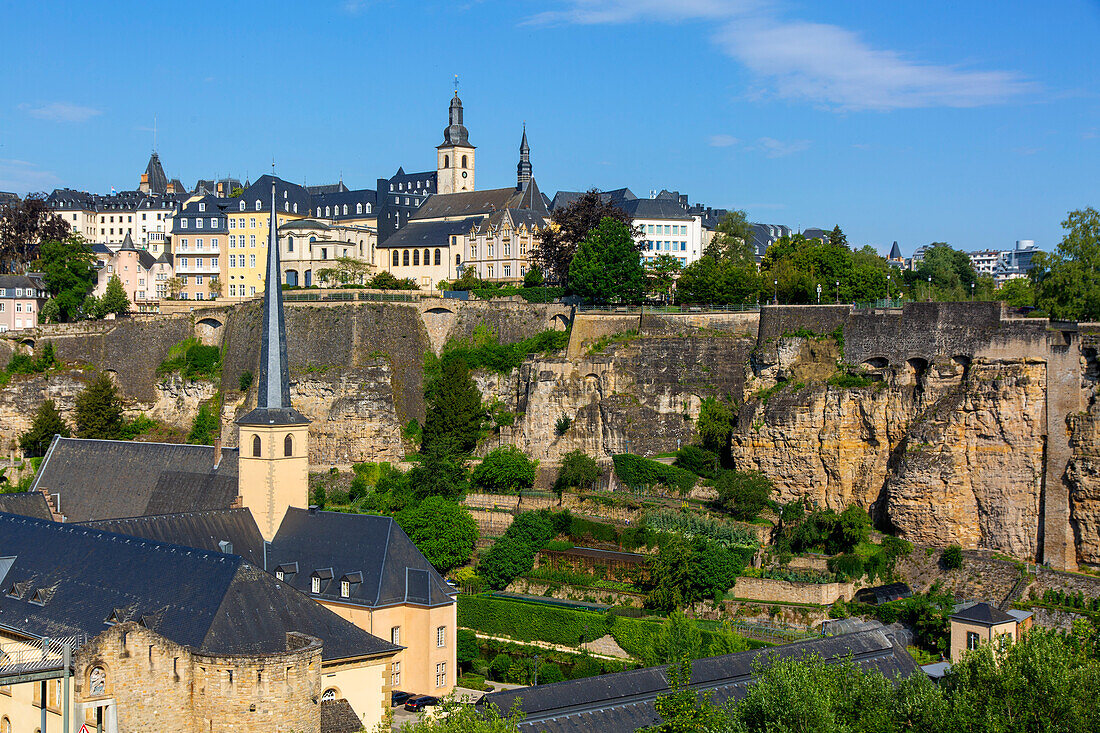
816,283,822,304
773,279,778,305
835,280,840,304
533,654,540,686
927,275,932,302
971,282,975,300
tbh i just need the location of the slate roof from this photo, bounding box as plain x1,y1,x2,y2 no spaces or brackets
81,508,265,567
951,602,1015,625
410,183,548,221
0,492,54,521
143,152,168,195
31,436,239,523
379,217,481,248
267,508,455,609
855,582,912,605
321,699,364,733
479,629,918,733
889,241,903,260
619,197,691,221
307,182,349,195
0,512,400,661
550,188,637,211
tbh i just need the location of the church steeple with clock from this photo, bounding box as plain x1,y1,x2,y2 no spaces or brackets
437,84,475,194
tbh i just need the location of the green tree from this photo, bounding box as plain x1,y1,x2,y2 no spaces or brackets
568,217,647,303
647,254,682,303
100,274,130,315
555,450,600,496
472,446,538,494
703,210,756,265
0,193,71,272
405,442,470,502
187,402,219,445
396,497,479,574
532,189,636,287
395,699,526,732
998,277,1035,308
645,535,741,613
909,242,977,300
648,611,704,665
35,237,96,322
825,225,848,249
74,373,124,439
695,397,735,463
19,399,70,457
422,357,484,455
523,265,544,287
715,470,773,521
488,653,513,682
676,257,760,305
1031,208,1100,321
644,660,732,733
457,629,479,671
941,544,963,570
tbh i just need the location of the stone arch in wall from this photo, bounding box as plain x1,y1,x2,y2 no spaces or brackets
18,338,35,354
551,314,570,332
952,355,972,381
196,317,224,346
425,306,454,316
907,357,929,390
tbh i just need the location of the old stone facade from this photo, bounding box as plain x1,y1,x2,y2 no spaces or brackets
72,624,322,733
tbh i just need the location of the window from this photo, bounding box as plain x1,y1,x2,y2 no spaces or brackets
503,264,511,278
436,662,446,687
434,249,441,266
196,275,203,284
195,219,203,229
967,631,980,650
287,237,294,252
413,250,419,266
255,200,262,211
252,435,261,456
443,155,450,168
230,255,237,268
321,689,337,703
391,627,400,646
250,235,256,248
320,248,327,260
423,249,430,266
311,576,321,594
392,250,399,266
356,203,363,214
275,569,284,581
461,155,467,168
179,257,188,267
250,255,256,268
239,201,246,211
366,203,371,213
342,205,348,215
284,433,293,456
340,580,350,598
403,250,410,266
488,244,494,258
325,206,331,217
437,626,446,647
455,253,461,266
181,218,188,229
250,217,257,228
391,662,401,687
210,218,217,227
503,243,511,256
229,218,236,229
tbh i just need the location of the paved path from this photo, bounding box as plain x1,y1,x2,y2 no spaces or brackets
466,630,627,661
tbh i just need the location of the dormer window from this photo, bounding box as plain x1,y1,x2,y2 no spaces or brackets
198,203,206,212
276,570,284,581
311,576,320,594
310,568,333,594
255,200,261,211
338,572,362,599
340,580,350,598
239,201,245,211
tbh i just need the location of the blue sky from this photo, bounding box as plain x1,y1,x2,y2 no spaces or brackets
1,0,1097,256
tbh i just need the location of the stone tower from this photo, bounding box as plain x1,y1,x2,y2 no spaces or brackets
516,125,532,191
237,177,310,541
437,92,475,194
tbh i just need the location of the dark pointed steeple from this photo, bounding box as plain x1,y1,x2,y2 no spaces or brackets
517,124,532,190
118,232,138,251
237,177,308,427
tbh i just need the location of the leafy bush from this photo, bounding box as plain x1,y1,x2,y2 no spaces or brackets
158,339,220,379
440,324,569,375
488,653,512,682
5,342,57,378
696,397,736,461
457,628,479,669
942,544,963,570
777,505,871,555
612,454,697,494
828,371,876,389
714,470,773,521
555,414,573,436
673,445,719,479
187,402,219,445
238,370,253,391
826,553,864,580
556,450,600,494
472,446,539,494
645,509,758,549
395,497,479,574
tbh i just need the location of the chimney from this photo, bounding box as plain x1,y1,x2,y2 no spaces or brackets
213,431,223,469
308,505,318,515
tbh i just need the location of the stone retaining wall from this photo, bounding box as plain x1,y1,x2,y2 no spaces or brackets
732,576,853,605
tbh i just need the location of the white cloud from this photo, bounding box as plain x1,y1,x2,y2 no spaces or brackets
0,159,60,193
715,19,1032,111
18,102,102,123
708,134,739,147
525,0,755,25
749,137,811,157
530,2,1031,110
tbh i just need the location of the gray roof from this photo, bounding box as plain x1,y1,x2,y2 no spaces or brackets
321,699,364,733
0,492,54,521
951,602,1015,625
889,241,903,259
379,217,481,248
0,512,400,661
479,629,918,733
142,152,168,195
31,437,240,523
619,197,691,221
410,182,548,222
81,508,265,567
268,508,455,609
550,188,637,211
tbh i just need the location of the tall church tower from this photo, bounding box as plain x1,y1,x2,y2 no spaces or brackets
516,124,532,191
237,178,311,541
437,91,475,194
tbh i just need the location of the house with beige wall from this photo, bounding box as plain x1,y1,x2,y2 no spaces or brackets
279,219,377,288
948,602,1032,662
92,234,160,311
0,274,47,331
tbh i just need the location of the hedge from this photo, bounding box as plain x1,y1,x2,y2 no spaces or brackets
612,454,697,494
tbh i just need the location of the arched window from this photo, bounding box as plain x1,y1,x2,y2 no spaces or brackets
366,203,372,214
455,253,461,266
309,236,316,244
392,250,399,266
403,250,410,266
255,200,261,211
461,155,468,168
443,155,450,168
287,236,294,252
434,249,441,265
325,206,331,217
252,435,261,457
284,434,293,456
321,688,337,703
423,249,430,266
239,201,245,211
413,250,420,266
356,203,363,214
342,205,348,215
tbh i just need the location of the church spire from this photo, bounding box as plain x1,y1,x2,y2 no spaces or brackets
237,176,308,426
517,124,532,190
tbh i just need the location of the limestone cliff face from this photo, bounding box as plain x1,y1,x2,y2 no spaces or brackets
1068,341,1100,562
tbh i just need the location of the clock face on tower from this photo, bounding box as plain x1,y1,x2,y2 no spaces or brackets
462,171,468,178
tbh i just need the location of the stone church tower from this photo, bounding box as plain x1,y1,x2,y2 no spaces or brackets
437,92,475,194
237,178,310,541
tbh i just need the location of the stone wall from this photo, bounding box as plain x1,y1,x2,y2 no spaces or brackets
731,576,854,605
73,623,321,733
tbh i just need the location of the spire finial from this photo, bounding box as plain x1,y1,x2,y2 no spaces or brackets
454,74,459,95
